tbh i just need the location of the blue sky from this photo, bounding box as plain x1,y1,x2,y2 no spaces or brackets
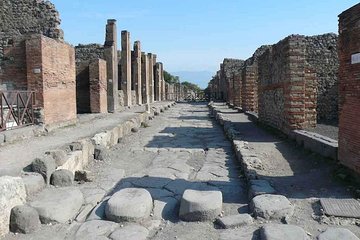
52,0,358,74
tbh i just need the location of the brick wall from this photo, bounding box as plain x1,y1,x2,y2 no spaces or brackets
0,0,63,82
220,59,244,104
241,46,270,112
89,59,107,113
258,35,317,133
338,3,360,174
26,34,76,125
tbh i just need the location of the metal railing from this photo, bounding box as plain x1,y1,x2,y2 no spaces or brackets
0,91,36,131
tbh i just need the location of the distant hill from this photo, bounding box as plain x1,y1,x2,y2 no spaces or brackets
171,71,213,89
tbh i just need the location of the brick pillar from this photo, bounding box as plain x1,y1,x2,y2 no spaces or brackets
147,53,154,103
338,3,360,173
160,63,166,101
154,62,161,101
141,52,149,104
121,31,132,106
89,59,108,113
104,19,118,112
132,41,142,105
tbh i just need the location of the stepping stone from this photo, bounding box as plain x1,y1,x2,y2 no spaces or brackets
0,176,26,237
317,228,360,240
10,205,40,234
50,169,74,187
248,180,276,199
251,194,294,220
75,220,118,240
29,187,84,224
21,172,45,196
109,224,149,240
179,189,222,221
216,214,253,229
260,224,309,240
105,188,152,222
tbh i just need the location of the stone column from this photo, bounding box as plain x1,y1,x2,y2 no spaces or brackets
147,53,154,103
132,41,142,105
154,62,161,101
104,19,118,112
120,31,132,106
141,52,149,104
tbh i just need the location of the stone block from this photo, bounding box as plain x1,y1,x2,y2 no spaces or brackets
10,205,40,234
29,187,84,224
0,176,27,237
260,224,309,240
216,214,253,229
105,188,152,222
50,169,74,187
45,149,68,167
251,194,294,220
179,189,222,221
32,155,56,185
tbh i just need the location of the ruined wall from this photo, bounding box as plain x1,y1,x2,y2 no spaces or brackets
305,34,339,123
26,35,76,125
0,0,63,86
338,3,360,174
75,44,105,62
258,35,317,132
241,45,270,112
221,59,244,105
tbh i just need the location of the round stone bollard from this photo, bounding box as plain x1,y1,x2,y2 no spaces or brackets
105,188,153,222
179,189,223,221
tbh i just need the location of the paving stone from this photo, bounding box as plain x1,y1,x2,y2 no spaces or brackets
50,169,74,187
251,194,294,220
29,187,84,224
10,205,41,234
21,172,45,196
109,224,149,240
320,198,360,218
179,189,223,221
165,179,218,196
105,188,153,222
260,224,309,240
75,220,118,240
153,197,179,221
131,176,172,189
32,155,56,185
219,228,257,240
0,176,26,237
248,180,276,199
216,214,253,229
317,228,360,240
145,188,175,200
45,149,68,167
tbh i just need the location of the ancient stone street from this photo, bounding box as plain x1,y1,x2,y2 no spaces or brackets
2,103,359,239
